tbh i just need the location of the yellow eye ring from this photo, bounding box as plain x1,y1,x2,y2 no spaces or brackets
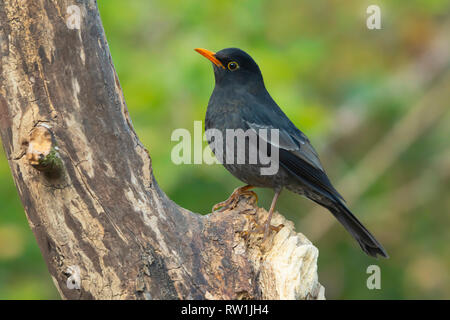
227,61,239,71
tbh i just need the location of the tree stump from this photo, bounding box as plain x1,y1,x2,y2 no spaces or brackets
0,0,324,299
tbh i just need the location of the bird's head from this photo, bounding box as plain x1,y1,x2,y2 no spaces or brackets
195,47,264,89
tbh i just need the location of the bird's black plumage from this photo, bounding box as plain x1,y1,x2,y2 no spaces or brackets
197,47,388,258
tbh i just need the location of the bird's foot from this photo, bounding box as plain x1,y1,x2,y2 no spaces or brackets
212,185,257,213
242,220,284,240
239,207,258,215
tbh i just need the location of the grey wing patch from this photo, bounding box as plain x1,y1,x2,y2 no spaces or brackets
291,138,325,172
245,121,325,172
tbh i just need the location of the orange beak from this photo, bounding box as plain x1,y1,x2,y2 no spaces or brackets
194,48,225,69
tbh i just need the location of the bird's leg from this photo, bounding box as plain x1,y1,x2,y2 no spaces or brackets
262,188,284,239
212,185,258,212
245,188,284,239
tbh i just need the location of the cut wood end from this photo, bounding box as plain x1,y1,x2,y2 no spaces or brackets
257,212,325,300
223,194,326,300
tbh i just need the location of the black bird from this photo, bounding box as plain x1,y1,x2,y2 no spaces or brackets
195,47,388,258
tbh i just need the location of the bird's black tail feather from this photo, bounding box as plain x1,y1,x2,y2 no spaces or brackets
327,201,388,259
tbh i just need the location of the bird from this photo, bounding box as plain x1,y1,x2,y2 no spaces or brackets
195,47,388,258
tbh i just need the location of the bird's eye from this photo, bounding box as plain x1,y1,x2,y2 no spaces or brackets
227,61,239,71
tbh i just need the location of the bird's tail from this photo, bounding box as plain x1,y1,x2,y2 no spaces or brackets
326,201,388,258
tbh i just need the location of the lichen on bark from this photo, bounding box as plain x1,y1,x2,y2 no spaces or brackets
26,125,63,177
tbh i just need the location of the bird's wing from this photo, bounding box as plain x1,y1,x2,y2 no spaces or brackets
244,120,323,171
245,116,345,202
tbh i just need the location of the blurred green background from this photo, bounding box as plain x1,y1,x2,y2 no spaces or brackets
1,0,449,299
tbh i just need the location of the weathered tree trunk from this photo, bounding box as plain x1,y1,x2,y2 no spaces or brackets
0,0,324,300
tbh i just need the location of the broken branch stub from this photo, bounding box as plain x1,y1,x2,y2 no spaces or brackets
222,195,326,300
26,125,63,177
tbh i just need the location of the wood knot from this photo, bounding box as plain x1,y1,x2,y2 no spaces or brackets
26,125,63,176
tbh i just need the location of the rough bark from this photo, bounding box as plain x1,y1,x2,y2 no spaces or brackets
0,0,324,300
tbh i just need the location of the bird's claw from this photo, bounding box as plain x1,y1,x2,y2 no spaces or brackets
243,221,285,240
240,207,258,215
212,186,258,213
212,200,233,213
